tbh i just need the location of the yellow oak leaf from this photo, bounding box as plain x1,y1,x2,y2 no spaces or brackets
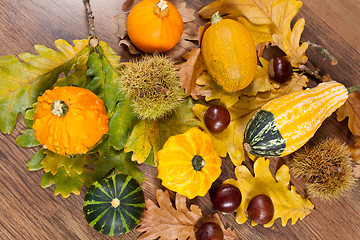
125,120,157,164
198,0,308,67
137,189,238,240
225,158,314,227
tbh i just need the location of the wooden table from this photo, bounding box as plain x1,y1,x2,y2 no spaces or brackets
0,0,359,239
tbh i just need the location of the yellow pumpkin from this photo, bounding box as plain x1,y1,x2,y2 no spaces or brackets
33,86,109,155
126,0,183,53
157,127,222,199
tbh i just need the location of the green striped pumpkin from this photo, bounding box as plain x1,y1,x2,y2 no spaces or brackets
243,81,349,158
83,173,145,236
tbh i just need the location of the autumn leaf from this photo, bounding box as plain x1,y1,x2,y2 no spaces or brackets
41,150,87,176
336,92,360,176
177,48,205,99
198,0,308,67
224,158,314,227
115,0,198,61
16,129,40,148
41,168,84,198
125,120,157,164
137,189,238,240
0,39,89,134
86,41,123,113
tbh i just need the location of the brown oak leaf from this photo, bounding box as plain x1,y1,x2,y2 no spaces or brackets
177,48,205,99
114,0,198,61
336,92,360,176
137,189,238,240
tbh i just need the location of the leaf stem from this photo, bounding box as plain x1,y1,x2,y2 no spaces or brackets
83,0,99,47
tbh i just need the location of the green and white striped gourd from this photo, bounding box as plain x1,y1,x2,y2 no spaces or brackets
243,81,351,157
83,173,145,236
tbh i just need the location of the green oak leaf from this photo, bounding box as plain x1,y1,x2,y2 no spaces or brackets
55,49,90,87
86,41,122,113
83,141,144,186
41,168,84,198
0,39,89,134
41,150,87,175
16,129,40,148
108,96,139,151
26,148,45,171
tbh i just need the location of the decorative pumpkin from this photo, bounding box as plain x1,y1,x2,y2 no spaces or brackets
83,173,145,236
243,81,349,157
33,86,109,156
126,0,183,53
201,11,257,92
157,127,222,199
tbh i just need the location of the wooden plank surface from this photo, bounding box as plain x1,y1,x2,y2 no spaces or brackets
0,0,359,239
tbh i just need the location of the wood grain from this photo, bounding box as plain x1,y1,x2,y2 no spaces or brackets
0,0,359,239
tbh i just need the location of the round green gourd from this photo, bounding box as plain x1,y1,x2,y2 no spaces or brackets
83,173,145,236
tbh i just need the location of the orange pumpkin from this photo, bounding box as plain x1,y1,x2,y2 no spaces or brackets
126,0,183,53
32,86,109,156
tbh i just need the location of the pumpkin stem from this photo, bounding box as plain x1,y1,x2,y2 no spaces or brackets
347,85,360,94
51,100,69,117
211,11,223,25
111,198,120,208
154,0,169,18
192,155,205,171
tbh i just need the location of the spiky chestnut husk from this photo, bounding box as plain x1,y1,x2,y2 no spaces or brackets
118,54,184,120
291,138,357,201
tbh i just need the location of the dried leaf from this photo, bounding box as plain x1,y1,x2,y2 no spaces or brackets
198,0,308,66
336,92,360,175
115,0,198,61
137,189,238,240
225,158,314,227
337,92,360,136
177,48,205,99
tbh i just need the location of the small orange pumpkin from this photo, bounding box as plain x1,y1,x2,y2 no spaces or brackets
126,0,184,53
33,86,109,156
157,127,222,199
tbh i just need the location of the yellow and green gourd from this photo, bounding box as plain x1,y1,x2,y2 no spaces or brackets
243,81,352,157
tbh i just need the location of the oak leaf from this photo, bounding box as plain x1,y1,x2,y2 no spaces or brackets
177,48,205,99
137,189,238,240
115,0,198,61
0,39,89,134
225,158,314,227
198,0,308,66
336,92,360,176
